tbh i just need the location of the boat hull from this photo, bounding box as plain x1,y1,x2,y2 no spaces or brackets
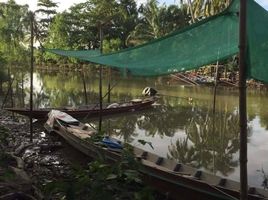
6,99,154,119
44,112,268,200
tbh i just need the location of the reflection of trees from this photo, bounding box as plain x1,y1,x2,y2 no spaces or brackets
88,102,197,145
37,72,97,107
168,109,240,176
257,104,268,130
136,104,193,137
96,115,140,143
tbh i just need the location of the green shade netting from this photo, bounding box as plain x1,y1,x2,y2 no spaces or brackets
45,49,101,60
247,1,268,83
46,0,268,83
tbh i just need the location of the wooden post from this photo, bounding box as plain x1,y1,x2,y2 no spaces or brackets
21,72,24,107
9,69,14,110
212,61,219,114
98,25,103,133
108,68,111,103
29,12,34,142
82,69,88,105
239,0,248,199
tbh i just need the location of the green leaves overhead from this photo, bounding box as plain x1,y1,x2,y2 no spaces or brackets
0,0,194,65
36,0,58,40
194,0,231,17
0,0,30,65
126,0,190,45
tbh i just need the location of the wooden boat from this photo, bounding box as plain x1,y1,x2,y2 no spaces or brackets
5,98,155,119
44,110,268,200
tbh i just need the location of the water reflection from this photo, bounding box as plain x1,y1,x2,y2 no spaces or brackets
168,109,240,177
97,102,241,178
5,70,268,187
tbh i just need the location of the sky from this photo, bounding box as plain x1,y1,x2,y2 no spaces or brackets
0,0,267,12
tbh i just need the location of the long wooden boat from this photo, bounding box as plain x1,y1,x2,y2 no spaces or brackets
44,110,268,200
5,98,155,119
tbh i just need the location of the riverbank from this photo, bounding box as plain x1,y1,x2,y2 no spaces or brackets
0,110,163,200
0,110,78,199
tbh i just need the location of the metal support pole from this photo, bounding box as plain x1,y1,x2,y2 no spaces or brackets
239,0,248,199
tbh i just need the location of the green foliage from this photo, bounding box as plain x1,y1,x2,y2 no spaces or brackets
0,0,30,66
184,0,231,19
0,167,16,181
0,125,16,182
103,38,122,53
43,145,155,200
0,152,12,169
36,0,58,40
0,52,9,83
127,0,190,45
168,109,240,176
0,125,9,145
43,13,71,63
87,129,105,143
113,0,139,48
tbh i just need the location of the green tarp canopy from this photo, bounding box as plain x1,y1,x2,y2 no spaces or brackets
45,49,101,60
46,0,268,83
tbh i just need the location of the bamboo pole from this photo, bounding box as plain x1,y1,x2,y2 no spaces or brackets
98,25,103,133
29,12,34,142
82,69,88,105
9,68,14,110
108,68,111,103
212,61,219,114
21,72,24,107
239,0,248,199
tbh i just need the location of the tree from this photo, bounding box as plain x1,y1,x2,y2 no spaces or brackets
102,38,122,53
0,0,30,65
66,1,99,49
35,0,58,41
181,0,231,19
43,12,71,63
0,51,8,93
127,0,189,45
114,0,139,47
168,109,240,175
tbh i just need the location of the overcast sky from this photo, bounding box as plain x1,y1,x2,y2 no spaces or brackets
0,0,267,12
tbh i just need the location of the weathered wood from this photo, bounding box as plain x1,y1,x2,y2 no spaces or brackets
239,0,248,199
44,112,268,200
29,11,34,143
5,98,155,120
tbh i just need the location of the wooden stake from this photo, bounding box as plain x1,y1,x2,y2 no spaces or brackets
98,25,103,133
108,68,111,103
29,12,34,142
82,69,88,105
239,0,248,199
213,61,219,114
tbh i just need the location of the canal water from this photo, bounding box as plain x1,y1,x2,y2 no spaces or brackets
4,69,268,188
